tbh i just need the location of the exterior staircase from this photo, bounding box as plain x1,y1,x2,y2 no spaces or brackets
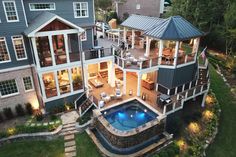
60,111,79,157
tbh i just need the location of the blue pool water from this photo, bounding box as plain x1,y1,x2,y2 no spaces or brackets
102,100,158,131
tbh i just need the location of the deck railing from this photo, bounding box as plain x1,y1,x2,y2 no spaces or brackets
83,47,114,60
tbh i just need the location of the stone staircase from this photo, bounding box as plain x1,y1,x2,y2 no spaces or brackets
60,111,79,157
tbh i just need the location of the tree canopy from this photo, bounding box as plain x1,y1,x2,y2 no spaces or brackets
167,0,236,55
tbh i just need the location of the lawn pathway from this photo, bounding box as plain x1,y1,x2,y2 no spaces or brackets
60,111,79,157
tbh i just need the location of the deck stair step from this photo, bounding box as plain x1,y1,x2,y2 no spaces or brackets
64,134,75,141
65,140,76,147
61,127,76,132
65,146,76,153
65,151,76,157
60,130,78,136
63,123,76,128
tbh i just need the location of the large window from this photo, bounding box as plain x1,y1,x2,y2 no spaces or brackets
57,69,71,95
29,3,56,11
3,1,19,22
71,67,83,91
42,73,57,98
73,2,89,18
12,36,27,60
0,79,18,97
23,76,34,91
0,37,10,63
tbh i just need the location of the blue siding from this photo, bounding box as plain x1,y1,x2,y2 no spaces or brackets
45,93,82,112
158,63,198,89
0,0,33,70
82,28,94,50
23,0,95,26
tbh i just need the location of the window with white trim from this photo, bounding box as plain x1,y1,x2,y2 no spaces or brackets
29,3,56,11
0,79,18,97
136,4,141,10
23,76,34,91
80,31,87,41
12,36,27,60
3,1,19,22
73,2,89,18
0,37,10,63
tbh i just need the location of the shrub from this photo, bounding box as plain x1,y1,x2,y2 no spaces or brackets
35,110,43,121
15,104,25,117
0,112,4,123
0,132,7,138
3,107,14,120
25,103,33,115
50,115,58,121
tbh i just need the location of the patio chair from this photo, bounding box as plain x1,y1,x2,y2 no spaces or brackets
115,88,122,99
100,92,111,102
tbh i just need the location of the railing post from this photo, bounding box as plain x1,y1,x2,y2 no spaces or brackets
185,55,188,63
177,94,180,100
163,105,166,115
79,107,82,116
200,85,204,92
98,49,101,58
173,103,176,110
140,62,143,70
185,91,188,98
112,47,115,56
122,59,125,68
149,59,152,68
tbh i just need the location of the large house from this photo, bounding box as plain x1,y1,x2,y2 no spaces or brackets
0,0,210,155
114,0,165,20
0,0,95,112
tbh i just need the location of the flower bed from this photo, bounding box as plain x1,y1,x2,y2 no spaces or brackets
176,91,220,157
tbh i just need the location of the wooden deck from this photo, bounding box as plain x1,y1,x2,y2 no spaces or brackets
89,73,163,113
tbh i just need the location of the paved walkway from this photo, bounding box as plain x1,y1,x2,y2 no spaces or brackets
60,111,79,157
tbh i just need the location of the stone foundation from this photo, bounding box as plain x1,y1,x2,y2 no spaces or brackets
94,117,165,148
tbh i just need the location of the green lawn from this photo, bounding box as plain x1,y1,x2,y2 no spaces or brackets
75,132,102,157
0,138,64,157
206,66,236,157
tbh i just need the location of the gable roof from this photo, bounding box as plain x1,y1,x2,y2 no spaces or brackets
144,16,204,40
121,14,164,31
24,12,84,37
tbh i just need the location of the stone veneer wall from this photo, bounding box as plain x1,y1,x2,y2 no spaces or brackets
0,67,39,112
95,118,165,148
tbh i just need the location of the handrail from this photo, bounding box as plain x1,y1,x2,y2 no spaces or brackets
74,88,88,109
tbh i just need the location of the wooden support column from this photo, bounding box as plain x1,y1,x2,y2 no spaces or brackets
137,73,141,96
123,27,127,42
63,34,70,63
31,37,40,69
158,40,164,64
201,92,207,107
145,36,151,57
174,41,180,67
48,35,56,66
123,71,126,95
131,29,135,49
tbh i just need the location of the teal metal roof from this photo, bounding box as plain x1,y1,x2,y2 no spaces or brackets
121,14,164,31
144,16,204,40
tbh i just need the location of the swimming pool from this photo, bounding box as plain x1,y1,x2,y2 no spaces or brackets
101,99,158,131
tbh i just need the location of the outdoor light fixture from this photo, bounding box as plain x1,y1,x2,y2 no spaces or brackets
188,122,200,134
203,110,214,121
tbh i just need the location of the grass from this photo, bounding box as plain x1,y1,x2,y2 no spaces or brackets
0,138,64,157
75,132,102,157
206,65,236,157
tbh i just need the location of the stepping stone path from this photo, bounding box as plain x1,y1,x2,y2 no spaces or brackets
60,111,79,157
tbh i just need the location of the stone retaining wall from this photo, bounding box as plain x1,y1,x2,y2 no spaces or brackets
0,125,62,146
95,118,165,148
